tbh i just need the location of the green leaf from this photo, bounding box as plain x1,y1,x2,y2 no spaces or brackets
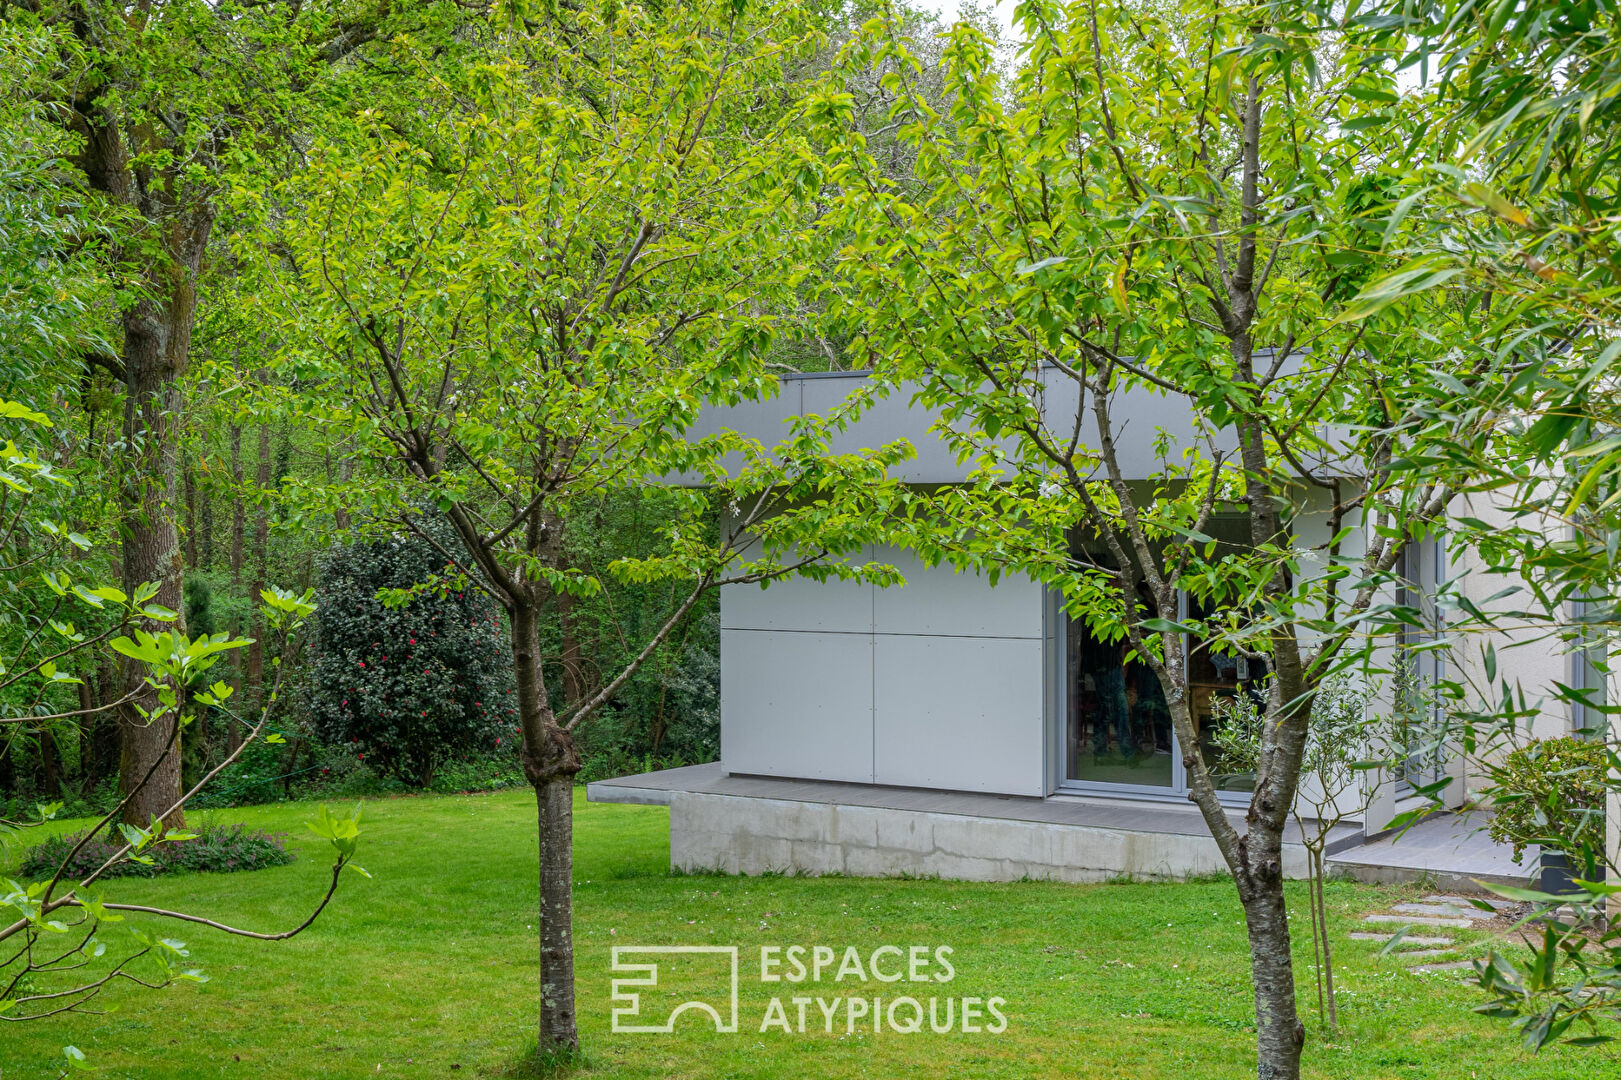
1334,261,1463,323
1015,256,1067,275
1140,617,1199,635
0,399,51,425
1462,182,1530,226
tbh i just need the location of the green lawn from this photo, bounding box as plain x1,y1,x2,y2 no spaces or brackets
0,789,1604,1079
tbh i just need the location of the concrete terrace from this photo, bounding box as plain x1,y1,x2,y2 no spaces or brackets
1329,808,1536,892
588,764,1531,890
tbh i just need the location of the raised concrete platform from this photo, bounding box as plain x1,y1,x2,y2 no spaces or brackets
590,765,1530,889
589,764,1362,883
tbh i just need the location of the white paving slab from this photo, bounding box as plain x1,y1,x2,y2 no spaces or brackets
1410,960,1475,974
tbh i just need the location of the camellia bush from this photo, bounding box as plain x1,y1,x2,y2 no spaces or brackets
306,524,518,787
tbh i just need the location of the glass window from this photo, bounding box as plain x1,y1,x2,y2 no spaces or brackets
1394,539,1447,791
1572,599,1608,738
1185,515,1266,792
1064,591,1174,788
1061,513,1265,794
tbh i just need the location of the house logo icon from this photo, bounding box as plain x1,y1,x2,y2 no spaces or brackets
610,946,740,1033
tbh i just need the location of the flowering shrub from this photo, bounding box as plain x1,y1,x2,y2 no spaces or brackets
19,822,295,879
306,523,518,787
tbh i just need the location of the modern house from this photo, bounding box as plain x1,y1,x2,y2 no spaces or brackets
591,370,1603,889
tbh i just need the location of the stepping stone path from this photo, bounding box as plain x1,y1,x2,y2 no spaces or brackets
1349,893,1505,975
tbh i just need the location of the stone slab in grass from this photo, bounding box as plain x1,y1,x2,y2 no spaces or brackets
1348,932,1454,946
1424,894,1514,910
1391,902,1490,919
1364,913,1477,928
1409,960,1476,974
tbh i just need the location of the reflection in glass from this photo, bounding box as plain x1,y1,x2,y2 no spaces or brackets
1189,641,1265,792
1065,613,1173,787
1061,513,1271,793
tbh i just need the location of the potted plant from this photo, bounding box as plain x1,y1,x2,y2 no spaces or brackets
1486,736,1609,895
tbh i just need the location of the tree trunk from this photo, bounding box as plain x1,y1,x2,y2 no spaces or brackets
80,669,121,795
74,68,208,831
229,424,245,589
40,726,63,796
1162,645,1307,1079
1316,850,1338,1031
1239,835,1305,1080
117,288,197,830
200,468,215,569
537,771,577,1051
330,448,353,532
281,737,302,799
511,598,581,1054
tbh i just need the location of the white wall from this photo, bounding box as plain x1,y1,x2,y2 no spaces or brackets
720,543,1047,796
1444,493,1593,792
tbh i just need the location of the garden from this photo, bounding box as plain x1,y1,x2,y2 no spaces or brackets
0,790,1600,1079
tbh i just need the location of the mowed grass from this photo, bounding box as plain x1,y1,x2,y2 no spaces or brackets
0,789,1604,1079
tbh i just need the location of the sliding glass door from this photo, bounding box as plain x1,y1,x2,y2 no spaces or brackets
1060,515,1267,799
1064,609,1175,789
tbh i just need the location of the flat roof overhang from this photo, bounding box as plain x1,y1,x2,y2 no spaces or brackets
670,367,1353,487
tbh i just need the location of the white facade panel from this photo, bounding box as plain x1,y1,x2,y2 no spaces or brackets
720,628,874,783
677,369,1312,486
871,544,1044,640
719,551,874,634
804,378,996,483
872,635,1046,795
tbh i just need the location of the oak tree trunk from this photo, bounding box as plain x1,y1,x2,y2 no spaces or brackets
117,288,197,830
74,59,209,832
